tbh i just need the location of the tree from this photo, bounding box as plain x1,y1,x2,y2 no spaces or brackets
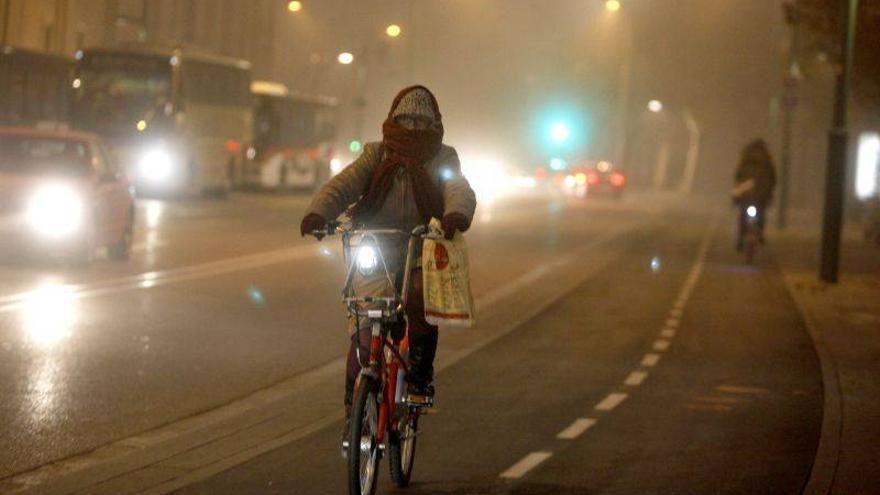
791,0,880,119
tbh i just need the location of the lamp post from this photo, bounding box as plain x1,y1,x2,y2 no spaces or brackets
339,24,403,149
643,100,701,193
819,0,859,283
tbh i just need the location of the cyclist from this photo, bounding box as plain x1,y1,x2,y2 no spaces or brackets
300,85,476,436
733,139,776,251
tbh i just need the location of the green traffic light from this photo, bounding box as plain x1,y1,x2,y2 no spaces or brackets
349,140,363,153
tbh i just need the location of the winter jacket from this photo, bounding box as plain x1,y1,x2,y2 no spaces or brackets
306,142,476,232
735,154,776,204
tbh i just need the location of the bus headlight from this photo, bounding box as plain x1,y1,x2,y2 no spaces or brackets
26,185,83,238
356,246,379,275
139,150,173,182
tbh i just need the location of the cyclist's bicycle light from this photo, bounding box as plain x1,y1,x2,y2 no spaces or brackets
356,246,379,275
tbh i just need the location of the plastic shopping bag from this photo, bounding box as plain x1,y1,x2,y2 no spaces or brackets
422,218,475,327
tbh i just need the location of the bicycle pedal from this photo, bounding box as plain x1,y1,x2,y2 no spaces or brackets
404,394,434,408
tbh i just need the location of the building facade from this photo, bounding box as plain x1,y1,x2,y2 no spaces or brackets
0,0,277,78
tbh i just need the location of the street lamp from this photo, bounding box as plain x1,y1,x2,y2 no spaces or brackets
550,122,571,143
386,24,402,38
605,0,621,12
647,100,663,113
337,52,354,65
287,1,302,12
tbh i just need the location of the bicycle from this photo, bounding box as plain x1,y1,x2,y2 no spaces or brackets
741,204,762,264
311,221,438,495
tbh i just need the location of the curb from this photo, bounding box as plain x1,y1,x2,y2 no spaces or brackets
781,274,842,495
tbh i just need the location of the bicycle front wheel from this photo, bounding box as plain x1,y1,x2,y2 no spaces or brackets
389,408,419,487
348,376,380,495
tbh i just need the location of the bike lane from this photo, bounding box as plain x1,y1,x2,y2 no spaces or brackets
167,204,823,495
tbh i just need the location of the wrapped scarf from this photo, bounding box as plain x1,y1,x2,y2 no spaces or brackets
349,86,447,224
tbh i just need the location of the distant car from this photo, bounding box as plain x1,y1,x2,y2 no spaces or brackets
560,161,626,199
0,127,135,264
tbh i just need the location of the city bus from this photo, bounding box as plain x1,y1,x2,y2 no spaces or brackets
72,46,253,196
245,80,337,191
0,46,73,126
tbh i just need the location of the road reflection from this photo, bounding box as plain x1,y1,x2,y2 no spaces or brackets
21,282,78,348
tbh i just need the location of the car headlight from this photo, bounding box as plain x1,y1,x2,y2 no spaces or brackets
356,246,379,276
26,185,83,237
139,150,173,182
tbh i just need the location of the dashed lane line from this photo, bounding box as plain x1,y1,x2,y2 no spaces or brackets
494,218,719,483
652,339,671,351
641,353,662,367
500,452,554,480
556,418,597,440
595,392,628,411
624,371,649,386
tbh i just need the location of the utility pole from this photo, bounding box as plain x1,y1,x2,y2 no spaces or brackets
820,0,859,283
1,0,12,46
779,2,801,230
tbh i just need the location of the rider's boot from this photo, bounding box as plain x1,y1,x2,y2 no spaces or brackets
406,330,437,403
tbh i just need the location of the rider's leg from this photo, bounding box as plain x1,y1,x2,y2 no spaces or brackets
736,205,746,251
343,322,371,446
405,269,439,395
757,204,767,243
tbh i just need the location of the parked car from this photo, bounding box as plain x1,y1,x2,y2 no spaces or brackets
0,126,134,264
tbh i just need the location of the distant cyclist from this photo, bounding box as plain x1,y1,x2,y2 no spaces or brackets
733,139,777,251
300,86,476,438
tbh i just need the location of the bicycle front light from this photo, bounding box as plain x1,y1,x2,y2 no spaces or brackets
746,206,758,219
356,246,379,276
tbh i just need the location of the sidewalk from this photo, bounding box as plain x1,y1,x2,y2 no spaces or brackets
773,209,880,494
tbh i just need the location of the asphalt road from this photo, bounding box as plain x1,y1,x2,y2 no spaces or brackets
0,189,822,494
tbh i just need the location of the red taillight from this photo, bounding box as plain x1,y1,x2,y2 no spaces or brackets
587,172,600,186
610,172,626,187
535,167,547,180
225,139,242,153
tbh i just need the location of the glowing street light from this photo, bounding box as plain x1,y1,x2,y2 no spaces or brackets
605,0,621,12
287,1,302,12
337,52,354,65
550,122,571,143
648,100,664,113
386,24,402,38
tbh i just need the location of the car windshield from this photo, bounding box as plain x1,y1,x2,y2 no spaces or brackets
0,135,92,176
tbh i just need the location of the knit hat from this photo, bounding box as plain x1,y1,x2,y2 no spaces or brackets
390,87,437,122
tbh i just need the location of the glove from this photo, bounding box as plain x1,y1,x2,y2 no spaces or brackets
300,213,327,239
440,212,469,240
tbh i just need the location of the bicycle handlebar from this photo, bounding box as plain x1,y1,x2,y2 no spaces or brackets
308,222,439,240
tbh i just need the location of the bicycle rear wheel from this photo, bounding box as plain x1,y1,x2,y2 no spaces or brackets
348,376,380,495
389,408,419,487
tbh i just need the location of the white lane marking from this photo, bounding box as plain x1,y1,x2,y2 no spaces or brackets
652,339,671,351
716,385,768,395
556,418,597,440
665,317,680,328
624,371,648,386
660,328,677,338
641,353,661,367
131,239,169,253
0,244,323,313
669,308,683,318
500,451,553,479
684,403,732,412
595,392,628,411
694,396,739,405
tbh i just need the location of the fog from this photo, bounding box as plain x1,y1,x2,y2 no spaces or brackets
272,0,791,193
